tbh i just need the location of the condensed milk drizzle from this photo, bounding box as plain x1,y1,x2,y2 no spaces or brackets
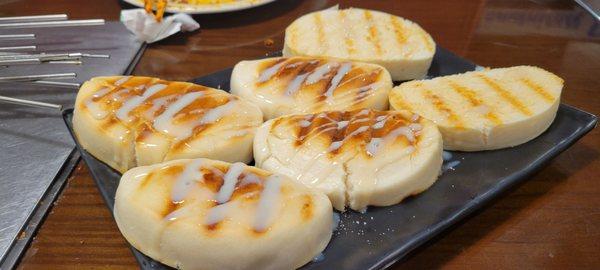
324,62,352,100
116,83,167,122
171,159,205,203
165,160,282,232
84,77,239,141
154,92,204,140
84,87,111,119
114,76,130,86
293,110,423,156
253,175,281,232
216,162,245,204
257,58,368,101
306,62,338,84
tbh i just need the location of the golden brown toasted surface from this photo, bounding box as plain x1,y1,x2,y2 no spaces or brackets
270,109,424,158
255,57,384,104
132,161,305,234
80,76,240,144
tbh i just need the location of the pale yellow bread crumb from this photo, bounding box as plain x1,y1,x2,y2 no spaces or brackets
254,109,443,212
73,76,263,173
283,8,436,81
114,158,332,270
389,66,563,151
231,56,392,120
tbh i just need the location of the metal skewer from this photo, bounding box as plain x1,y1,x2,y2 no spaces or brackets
48,60,82,65
0,52,110,60
0,58,40,65
0,46,36,51
0,14,68,23
0,34,35,40
0,19,105,29
82,53,110,59
6,53,81,61
0,73,76,82
0,53,110,66
0,52,27,56
0,95,62,110
29,80,80,89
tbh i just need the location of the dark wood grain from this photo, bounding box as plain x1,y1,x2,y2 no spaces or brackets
3,0,598,269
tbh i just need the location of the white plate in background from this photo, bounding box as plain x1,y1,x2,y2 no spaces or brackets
123,0,279,14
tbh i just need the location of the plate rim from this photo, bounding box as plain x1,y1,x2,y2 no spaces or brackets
61,47,598,269
122,0,279,14
61,102,598,270
370,103,597,270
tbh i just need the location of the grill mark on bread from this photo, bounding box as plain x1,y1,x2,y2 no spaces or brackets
390,16,409,56
313,13,326,54
100,116,119,131
417,28,435,53
201,167,225,193
204,201,220,231
205,222,221,231
294,114,336,146
255,58,289,85
300,195,314,221
390,95,413,111
169,95,233,150
162,201,181,219
258,58,325,94
446,80,502,125
353,85,374,105
337,68,381,89
280,60,320,95
422,89,465,129
232,183,261,201
338,10,356,55
134,122,154,143
319,64,346,99
138,171,155,190
477,74,533,116
288,25,299,51
363,10,383,56
519,78,554,102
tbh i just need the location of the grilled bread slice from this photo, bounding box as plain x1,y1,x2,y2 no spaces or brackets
114,158,332,270
73,76,263,173
283,8,435,81
254,109,443,212
231,56,392,120
389,66,563,151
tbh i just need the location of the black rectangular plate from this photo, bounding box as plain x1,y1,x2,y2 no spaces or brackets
62,47,597,270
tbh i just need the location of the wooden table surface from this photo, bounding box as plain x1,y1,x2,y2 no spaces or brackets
2,0,598,269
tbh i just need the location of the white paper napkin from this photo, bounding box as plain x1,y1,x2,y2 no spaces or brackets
120,9,200,43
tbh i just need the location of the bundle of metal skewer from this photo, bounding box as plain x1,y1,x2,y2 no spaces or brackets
0,14,108,110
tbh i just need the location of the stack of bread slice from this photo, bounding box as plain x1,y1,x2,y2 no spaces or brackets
70,6,565,270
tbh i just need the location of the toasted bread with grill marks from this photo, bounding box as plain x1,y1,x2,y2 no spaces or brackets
283,8,435,81
231,56,392,120
114,158,332,270
254,109,443,212
73,76,263,173
389,66,563,151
